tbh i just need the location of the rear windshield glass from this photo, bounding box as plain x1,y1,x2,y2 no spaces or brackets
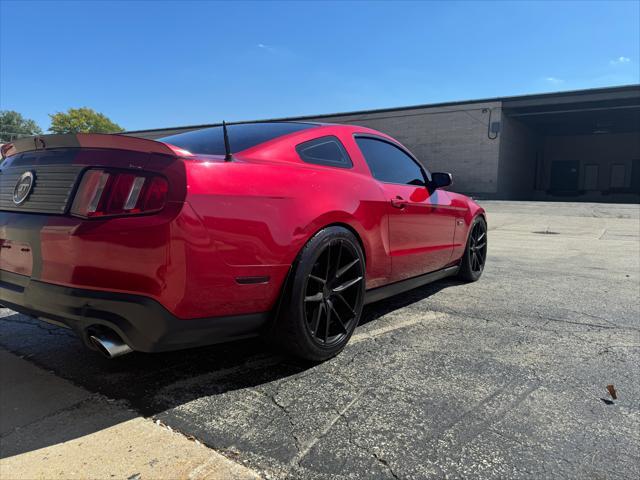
158,122,317,155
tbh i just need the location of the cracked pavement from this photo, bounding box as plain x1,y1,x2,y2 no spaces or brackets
1,201,639,479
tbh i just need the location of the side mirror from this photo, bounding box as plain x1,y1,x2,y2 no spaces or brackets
430,172,452,189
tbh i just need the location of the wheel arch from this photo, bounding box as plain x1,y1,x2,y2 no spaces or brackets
296,211,373,267
465,212,487,242
474,212,487,230
323,222,367,265
282,220,369,291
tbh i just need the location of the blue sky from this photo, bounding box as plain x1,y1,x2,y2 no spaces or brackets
1,0,638,132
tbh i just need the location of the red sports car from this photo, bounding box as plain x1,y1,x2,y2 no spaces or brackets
0,122,486,361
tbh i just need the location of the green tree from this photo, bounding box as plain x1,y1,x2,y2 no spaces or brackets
48,107,124,134
0,110,43,142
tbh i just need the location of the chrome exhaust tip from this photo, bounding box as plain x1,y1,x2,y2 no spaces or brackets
89,331,133,358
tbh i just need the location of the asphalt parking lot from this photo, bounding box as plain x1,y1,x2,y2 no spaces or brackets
1,200,639,479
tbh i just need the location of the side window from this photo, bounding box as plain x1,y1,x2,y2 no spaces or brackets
355,137,426,186
296,136,352,168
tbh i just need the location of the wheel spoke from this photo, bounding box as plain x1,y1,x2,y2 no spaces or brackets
336,258,359,278
335,293,356,316
333,276,363,292
475,242,486,250
324,304,331,343
476,231,486,242
311,303,323,334
304,292,323,302
329,302,348,333
333,241,343,278
308,274,326,284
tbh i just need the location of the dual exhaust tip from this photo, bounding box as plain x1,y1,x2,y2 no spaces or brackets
89,330,133,359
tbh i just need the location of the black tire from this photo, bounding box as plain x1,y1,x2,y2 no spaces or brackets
275,226,365,361
458,216,487,282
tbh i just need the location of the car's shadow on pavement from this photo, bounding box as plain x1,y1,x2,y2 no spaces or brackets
360,279,455,327
0,279,455,457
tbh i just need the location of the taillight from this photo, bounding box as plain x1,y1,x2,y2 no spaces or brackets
70,169,169,218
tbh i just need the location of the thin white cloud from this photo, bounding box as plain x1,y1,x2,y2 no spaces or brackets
545,76,564,84
257,43,277,53
610,56,631,65
256,43,296,59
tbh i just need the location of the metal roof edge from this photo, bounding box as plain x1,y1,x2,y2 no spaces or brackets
125,84,640,135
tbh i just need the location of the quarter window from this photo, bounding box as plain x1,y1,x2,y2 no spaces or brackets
355,136,426,186
296,136,352,168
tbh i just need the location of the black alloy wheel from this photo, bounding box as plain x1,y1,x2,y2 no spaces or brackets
469,220,487,274
458,217,487,282
275,226,365,361
303,239,364,346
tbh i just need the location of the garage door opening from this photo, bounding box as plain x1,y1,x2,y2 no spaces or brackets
501,88,640,203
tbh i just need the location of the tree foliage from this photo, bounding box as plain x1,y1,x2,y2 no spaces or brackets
49,107,124,134
0,110,43,142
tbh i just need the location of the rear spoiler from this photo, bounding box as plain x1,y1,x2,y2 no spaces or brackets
0,133,184,159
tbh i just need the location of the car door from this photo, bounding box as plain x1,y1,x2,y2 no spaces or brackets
354,135,456,282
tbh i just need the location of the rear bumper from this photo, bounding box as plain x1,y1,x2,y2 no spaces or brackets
0,206,288,320
0,270,269,352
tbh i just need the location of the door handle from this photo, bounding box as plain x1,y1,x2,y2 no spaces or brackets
390,196,407,209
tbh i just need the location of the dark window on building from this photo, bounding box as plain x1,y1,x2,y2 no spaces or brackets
158,122,317,155
355,136,426,186
296,136,352,168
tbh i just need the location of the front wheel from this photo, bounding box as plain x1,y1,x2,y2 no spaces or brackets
276,227,365,361
458,216,487,282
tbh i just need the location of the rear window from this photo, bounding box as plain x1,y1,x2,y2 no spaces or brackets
158,122,317,155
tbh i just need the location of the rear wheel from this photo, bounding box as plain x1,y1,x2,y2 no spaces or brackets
276,227,365,361
458,216,487,282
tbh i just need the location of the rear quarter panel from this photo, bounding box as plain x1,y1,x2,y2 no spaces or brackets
184,157,390,293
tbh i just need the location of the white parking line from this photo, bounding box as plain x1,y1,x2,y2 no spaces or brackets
351,311,447,344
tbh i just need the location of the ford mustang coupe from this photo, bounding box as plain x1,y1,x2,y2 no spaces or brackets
0,122,486,361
